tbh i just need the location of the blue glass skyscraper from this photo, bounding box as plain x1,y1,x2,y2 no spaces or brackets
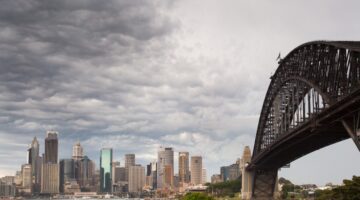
100,148,112,193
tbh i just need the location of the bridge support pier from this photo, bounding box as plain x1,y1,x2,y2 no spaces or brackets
251,169,278,200
241,168,254,200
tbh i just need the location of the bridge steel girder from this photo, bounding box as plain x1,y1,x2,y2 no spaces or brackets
248,41,360,199
341,111,360,151
251,169,278,200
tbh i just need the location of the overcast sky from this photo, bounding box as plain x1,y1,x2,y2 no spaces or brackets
0,0,359,186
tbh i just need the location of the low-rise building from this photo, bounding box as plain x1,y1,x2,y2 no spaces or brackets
211,174,222,184
0,181,16,197
220,163,240,181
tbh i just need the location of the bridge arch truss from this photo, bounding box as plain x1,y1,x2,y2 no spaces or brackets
249,41,360,200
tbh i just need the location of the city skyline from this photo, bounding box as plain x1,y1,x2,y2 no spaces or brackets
3,132,216,183
1,131,217,197
0,0,360,187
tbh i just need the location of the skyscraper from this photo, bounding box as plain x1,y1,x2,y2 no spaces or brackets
72,142,83,161
114,167,126,183
190,156,202,185
150,161,157,189
178,152,190,183
27,147,32,165
29,137,40,193
41,163,59,194
145,163,152,188
100,148,112,193
157,147,174,189
44,131,58,164
59,159,75,193
22,164,32,194
112,161,120,184
79,156,95,189
41,131,59,194
128,165,145,193
164,165,173,187
125,154,135,182
71,142,86,190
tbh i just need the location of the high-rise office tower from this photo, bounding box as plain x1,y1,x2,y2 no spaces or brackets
128,165,145,193
41,163,59,194
151,161,157,189
22,164,32,194
27,137,41,193
202,169,207,184
112,161,120,184
79,156,95,189
145,163,152,188
59,159,75,193
35,156,42,186
146,164,151,177
100,148,112,193
164,165,173,187
30,137,39,170
72,142,83,161
27,147,32,165
44,131,58,164
190,156,202,185
30,137,40,181
114,167,126,182
178,152,190,183
125,154,135,182
42,131,59,194
157,147,174,189
173,174,179,187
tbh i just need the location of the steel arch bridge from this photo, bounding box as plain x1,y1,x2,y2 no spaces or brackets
247,41,360,199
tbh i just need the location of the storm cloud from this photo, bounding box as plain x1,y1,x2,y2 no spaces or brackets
0,0,258,179
1,0,359,185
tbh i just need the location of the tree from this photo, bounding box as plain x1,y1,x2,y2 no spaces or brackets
206,178,241,197
315,189,333,200
315,176,360,200
181,192,215,200
332,176,360,199
279,177,295,199
278,177,292,185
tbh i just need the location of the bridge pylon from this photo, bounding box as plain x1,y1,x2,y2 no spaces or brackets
240,146,253,200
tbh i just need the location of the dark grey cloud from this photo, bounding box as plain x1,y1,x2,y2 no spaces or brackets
0,0,259,179
0,0,179,144
0,0,184,175
3,0,358,185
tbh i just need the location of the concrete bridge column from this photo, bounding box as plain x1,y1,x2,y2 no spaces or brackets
240,148,280,200
241,167,253,200
240,146,253,200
